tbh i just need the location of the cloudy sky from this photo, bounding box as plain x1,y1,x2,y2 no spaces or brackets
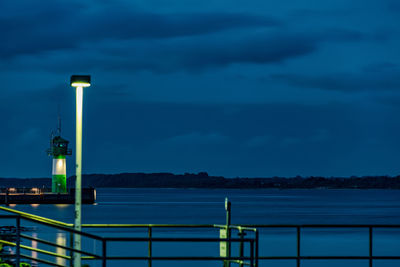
1,0,399,178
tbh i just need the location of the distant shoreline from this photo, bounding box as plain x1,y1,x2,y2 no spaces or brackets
1,172,400,189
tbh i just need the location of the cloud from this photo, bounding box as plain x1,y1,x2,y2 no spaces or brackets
363,62,398,72
1,0,380,73
243,135,271,148
82,10,280,40
108,33,318,72
165,132,230,146
2,22,382,75
270,67,400,92
0,0,279,59
2,32,317,74
2,0,387,75
385,0,400,13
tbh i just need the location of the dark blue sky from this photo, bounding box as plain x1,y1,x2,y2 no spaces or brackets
1,0,399,178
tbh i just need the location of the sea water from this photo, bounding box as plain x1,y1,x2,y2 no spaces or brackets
1,188,400,267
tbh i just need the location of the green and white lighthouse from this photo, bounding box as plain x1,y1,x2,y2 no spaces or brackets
47,119,71,193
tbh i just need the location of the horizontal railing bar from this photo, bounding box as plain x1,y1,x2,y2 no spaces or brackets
370,257,400,259
302,256,400,260
230,259,252,266
81,256,98,260
80,256,254,262
0,206,73,227
0,207,104,244
258,256,400,260
3,206,400,229
103,256,256,260
103,237,255,242
20,234,102,258
232,226,258,232
0,239,70,259
20,216,104,241
20,234,70,250
0,215,20,219
242,224,400,228
20,253,67,267
82,224,216,228
214,224,257,232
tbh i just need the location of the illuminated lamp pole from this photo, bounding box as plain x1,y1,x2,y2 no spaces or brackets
70,75,91,267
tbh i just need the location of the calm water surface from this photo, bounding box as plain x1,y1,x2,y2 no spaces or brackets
1,188,399,267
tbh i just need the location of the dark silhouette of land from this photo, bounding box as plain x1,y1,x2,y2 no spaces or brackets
1,172,400,189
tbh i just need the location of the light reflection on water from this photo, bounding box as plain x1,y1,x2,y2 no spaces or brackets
31,233,37,266
55,204,70,209
56,232,66,266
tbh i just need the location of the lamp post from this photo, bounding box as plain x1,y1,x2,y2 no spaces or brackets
70,75,91,267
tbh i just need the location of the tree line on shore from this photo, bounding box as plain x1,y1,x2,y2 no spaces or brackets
1,172,400,189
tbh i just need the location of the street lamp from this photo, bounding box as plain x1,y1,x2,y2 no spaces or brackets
70,75,90,267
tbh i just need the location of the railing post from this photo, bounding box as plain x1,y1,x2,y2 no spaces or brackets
224,198,231,267
70,232,74,267
148,226,152,267
238,228,244,267
250,240,254,267
255,229,259,267
16,216,21,267
297,226,301,267
369,227,373,267
102,239,107,267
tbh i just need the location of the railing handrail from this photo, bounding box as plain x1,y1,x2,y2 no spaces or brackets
0,206,73,227
241,224,400,228
0,208,258,267
82,223,216,228
18,215,103,241
20,234,102,258
0,212,104,267
103,237,255,242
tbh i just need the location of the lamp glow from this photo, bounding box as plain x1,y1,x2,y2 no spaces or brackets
71,82,91,87
70,75,91,87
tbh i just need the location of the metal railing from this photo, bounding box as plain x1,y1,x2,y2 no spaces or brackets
81,223,258,267
3,204,400,267
0,213,103,267
0,206,258,267
243,224,400,267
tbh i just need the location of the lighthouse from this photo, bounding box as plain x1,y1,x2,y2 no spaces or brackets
47,118,72,193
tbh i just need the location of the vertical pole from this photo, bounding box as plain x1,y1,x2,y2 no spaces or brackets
250,240,254,267
148,226,152,267
255,230,259,267
74,85,83,267
224,198,231,267
16,216,21,267
238,228,244,267
297,226,301,267
369,227,373,267
102,239,107,267
69,232,74,267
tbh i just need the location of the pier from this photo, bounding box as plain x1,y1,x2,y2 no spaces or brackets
0,188,96,205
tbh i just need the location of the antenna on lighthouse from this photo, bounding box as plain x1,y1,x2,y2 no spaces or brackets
57,105,61,136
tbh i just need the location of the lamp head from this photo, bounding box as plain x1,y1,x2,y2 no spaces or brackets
70,75,91,87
